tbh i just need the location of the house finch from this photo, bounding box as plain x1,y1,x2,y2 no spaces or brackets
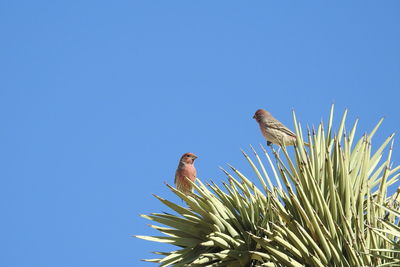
174,152,197,195
253,109,298,146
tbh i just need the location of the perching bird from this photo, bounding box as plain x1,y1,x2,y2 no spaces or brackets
253,109,298,146
174,152,197,195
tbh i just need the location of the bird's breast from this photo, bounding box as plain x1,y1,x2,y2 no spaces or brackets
177,165,196,180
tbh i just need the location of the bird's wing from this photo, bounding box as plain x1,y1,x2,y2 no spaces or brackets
174,169,178,185
267,120,296,137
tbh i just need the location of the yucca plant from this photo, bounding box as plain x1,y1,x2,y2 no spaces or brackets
137,106,400,266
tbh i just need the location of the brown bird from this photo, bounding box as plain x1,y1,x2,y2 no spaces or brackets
174,152,197,195
253,109,298,146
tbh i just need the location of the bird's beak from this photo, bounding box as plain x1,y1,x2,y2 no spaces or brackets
252,115,255,119
193,156,198,160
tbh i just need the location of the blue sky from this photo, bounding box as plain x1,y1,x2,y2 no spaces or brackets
1,1,400,266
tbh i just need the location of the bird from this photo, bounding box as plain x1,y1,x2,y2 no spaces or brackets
174,152,198,195
253,109,299,146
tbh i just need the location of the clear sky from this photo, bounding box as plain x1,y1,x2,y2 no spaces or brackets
1,1,400,266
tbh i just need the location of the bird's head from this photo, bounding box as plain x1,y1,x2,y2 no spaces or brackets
253,109,271,122
180,152,198,164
